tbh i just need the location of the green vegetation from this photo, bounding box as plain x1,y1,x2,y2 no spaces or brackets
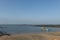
34,25,60,28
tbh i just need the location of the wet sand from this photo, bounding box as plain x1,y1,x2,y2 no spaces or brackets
0,32,60,40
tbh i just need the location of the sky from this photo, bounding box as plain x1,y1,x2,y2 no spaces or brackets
0,0,60,24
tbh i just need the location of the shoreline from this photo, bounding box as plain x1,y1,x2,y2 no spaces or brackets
0,32,60,40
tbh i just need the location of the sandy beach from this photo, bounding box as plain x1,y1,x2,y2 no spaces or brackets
0,32,60,40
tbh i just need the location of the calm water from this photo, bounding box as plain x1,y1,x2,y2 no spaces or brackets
0,25,60,34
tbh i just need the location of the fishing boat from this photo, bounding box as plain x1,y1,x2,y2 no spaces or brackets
0,25,11,36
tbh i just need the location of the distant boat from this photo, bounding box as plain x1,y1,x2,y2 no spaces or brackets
41,27,48,31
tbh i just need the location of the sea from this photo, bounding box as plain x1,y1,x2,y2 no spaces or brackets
0,25,60,34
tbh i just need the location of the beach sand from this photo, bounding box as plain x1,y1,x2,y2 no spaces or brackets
0,32,60,40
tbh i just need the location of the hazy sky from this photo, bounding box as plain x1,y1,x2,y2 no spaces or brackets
0,0,60,24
